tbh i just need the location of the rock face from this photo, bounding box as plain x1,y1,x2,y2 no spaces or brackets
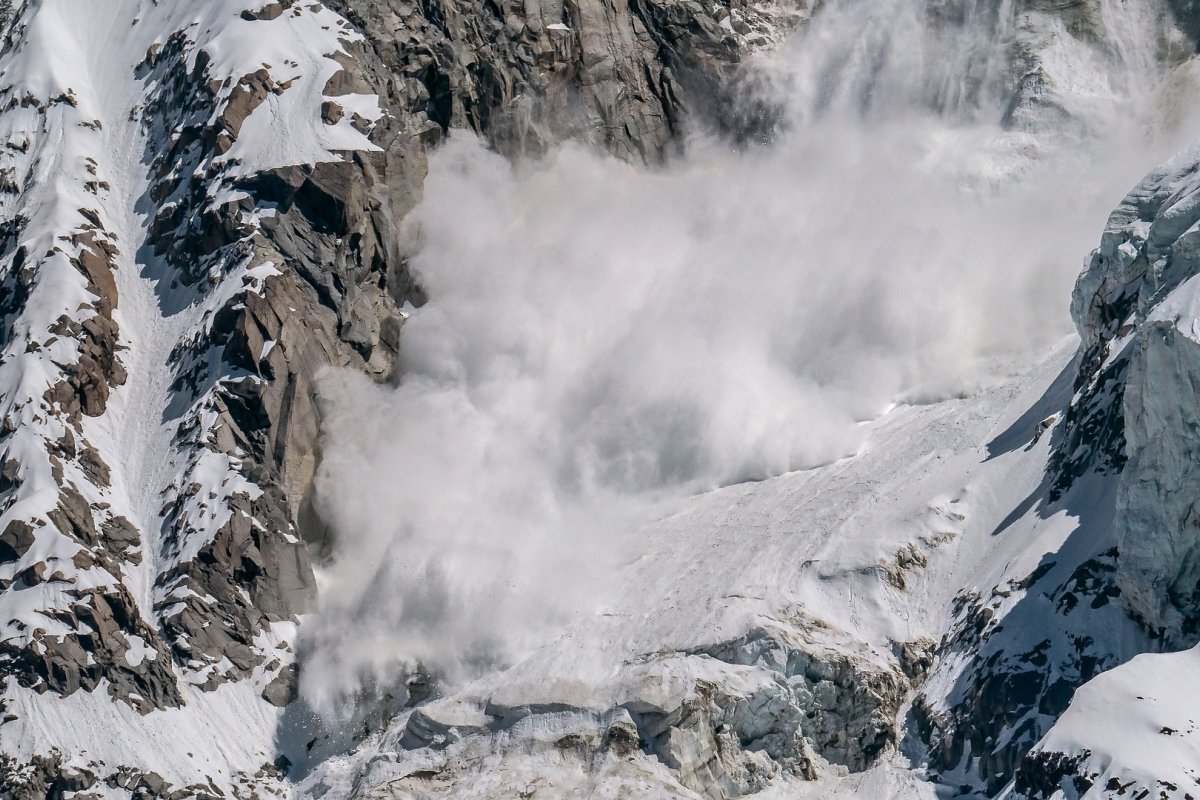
1068,152,1200,642
328,0,805,162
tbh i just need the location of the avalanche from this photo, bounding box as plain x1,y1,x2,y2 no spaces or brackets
3,0,1200,798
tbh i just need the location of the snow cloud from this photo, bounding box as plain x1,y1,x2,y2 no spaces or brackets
296,0,1200,711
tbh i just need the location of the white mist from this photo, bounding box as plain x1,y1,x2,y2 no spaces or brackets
298,0,1200,711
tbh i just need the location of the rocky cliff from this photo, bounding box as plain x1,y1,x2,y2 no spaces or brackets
1000,139,1200,800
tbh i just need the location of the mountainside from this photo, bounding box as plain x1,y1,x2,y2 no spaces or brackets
2,0,1200,798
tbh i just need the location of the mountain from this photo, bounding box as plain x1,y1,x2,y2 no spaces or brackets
0,0,1199,798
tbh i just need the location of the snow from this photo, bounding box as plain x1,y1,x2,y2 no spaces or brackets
123,635,156,668
1028,645,1200,797
1148,273,1200,341
2,0,1200,795
299,337,1096,796
0,0,380,792
1,657,284,790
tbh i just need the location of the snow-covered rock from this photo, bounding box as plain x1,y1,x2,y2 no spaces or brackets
993,136,1200,800
1066,148,1200,642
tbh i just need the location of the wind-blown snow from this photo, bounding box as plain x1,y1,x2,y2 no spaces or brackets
297,335,1087,796
301,0,1200,707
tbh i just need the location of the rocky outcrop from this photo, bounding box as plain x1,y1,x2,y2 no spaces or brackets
0,748,289,800
1064,149,1200,642
911,502,1160,793
329,0,806,163
330,617,912,799
1013,749,1096,800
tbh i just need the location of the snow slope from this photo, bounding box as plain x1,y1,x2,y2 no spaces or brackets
0,0,383,793
291,338,1098,797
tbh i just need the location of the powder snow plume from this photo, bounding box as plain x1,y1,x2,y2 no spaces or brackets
297,0,1200,710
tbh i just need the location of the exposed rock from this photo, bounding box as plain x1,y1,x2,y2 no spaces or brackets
320,99,344,124
686,624,907,773
0,751,99,800
0,520,33,563
1063,151,1200,642
893,638,937,681
242,0,295,21
101,516,141,562
0,584,182,714
216,68,279,139
262,663,299,707
1013,749,1096,800
914,532,1150,793
327,0,806,164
